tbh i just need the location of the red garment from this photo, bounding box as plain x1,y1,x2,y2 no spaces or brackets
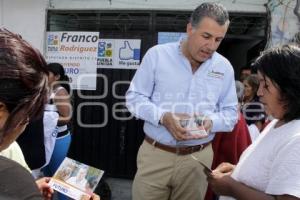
205,113,252,200
261,119,271,132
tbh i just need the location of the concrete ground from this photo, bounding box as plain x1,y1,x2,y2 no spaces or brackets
106,178,133,200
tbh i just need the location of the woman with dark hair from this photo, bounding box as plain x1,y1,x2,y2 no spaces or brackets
42,63,72,200
42,63,72,196
0,29,100,200
207,44,300,200
0,28,52,199
47,63,71,94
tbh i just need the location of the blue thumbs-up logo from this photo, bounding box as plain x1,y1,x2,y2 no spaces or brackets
119,41,140,60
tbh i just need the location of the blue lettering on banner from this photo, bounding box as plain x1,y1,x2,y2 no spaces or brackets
47,46,59,52
61,32,98,43
65,68,79,74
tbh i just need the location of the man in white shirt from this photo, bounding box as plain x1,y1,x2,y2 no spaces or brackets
126,2,238,200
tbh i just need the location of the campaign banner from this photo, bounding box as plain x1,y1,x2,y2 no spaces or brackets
97,39,141,69
45,32,99,90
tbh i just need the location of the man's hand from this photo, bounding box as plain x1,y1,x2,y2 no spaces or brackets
161,112,210,140
194,114,213,133
161,112,190,140
35,177,54,200
202,117,213,133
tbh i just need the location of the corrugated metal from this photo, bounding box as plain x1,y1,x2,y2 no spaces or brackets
47,10,268,178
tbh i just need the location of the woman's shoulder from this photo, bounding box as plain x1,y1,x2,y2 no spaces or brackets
285,120,300,134
0,156,42,199
54,86,69,96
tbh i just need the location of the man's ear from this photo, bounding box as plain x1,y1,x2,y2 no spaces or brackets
186,22,193,36
0,102,8,124
55,74,61,81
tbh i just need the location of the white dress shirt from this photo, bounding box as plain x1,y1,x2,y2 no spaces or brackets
126,41,238,146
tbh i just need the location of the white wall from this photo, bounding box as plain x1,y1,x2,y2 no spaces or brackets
50,0,267,13
0,0,48,52
0,0,268,53
0,1,3,26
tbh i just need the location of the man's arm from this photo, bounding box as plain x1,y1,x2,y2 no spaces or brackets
125,48,166,126
126,47,205,140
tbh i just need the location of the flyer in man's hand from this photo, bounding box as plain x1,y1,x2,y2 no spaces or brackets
49,157,104,200
179,115,208,137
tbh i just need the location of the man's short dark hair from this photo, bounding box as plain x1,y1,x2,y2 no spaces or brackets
190,2,229,27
